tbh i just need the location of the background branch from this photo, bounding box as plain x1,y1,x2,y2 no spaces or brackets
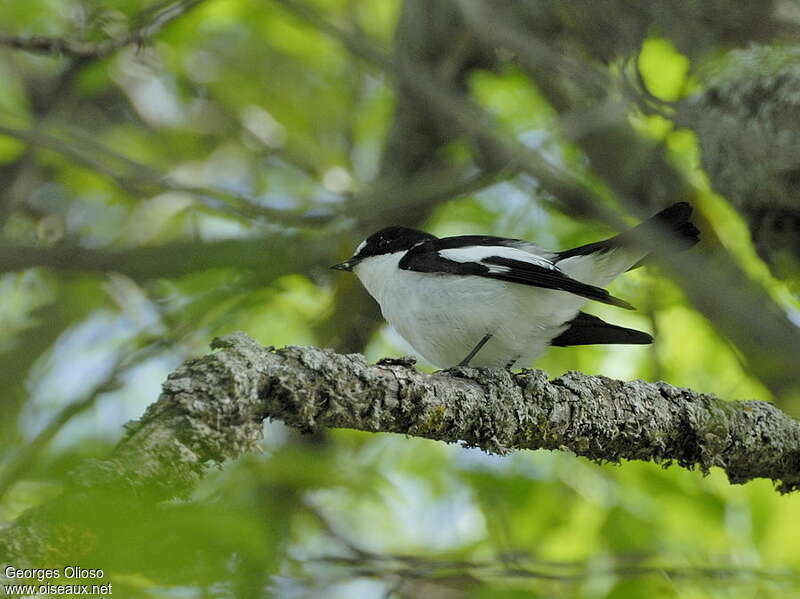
0,0,209,59
0,236,334,280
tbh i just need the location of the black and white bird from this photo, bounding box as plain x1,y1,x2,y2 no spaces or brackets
332,203,700,369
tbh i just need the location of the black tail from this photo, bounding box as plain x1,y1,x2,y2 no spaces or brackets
636,202,701,252
555,202,700,265
551,312,653,347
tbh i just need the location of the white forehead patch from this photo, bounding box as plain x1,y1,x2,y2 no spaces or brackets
355,240,367,255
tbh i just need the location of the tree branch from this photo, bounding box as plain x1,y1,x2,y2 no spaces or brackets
3,332,800,562
0,236,334,280
180,333,800,491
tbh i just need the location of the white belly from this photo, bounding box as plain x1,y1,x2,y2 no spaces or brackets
354,253,586,368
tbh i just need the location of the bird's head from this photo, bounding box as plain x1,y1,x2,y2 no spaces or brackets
330,226,435,272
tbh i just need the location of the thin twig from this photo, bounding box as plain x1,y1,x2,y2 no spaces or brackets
0,0,210,59
308,551,798,585
0,123,328,227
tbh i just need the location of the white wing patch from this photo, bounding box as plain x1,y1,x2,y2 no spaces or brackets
487,264,511,274
438,245,556,269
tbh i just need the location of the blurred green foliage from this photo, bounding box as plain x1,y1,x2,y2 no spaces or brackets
0,1,799,598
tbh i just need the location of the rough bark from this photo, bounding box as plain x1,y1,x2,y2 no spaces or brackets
3,332,800,563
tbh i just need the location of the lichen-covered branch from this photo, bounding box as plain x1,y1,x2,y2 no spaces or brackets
201,334,800,491
2,332,800,563
679,45,800,281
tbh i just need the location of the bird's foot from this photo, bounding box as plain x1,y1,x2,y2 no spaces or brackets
377,356,417,367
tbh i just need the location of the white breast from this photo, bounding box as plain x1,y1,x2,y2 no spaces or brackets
353,252,586,368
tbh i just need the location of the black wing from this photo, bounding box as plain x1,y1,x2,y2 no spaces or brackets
399,240,635,310
551,312,653,346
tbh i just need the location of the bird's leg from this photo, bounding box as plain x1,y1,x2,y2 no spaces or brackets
458,333,493,367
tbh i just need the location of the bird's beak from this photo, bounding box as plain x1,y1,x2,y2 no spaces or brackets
330,259,356,272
